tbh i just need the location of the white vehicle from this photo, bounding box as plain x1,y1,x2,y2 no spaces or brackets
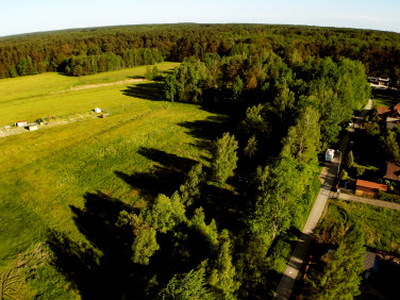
325,149,335,162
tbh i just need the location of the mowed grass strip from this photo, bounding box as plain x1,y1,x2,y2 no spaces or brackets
0,64,217,268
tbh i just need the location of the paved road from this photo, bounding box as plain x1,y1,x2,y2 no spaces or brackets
273,99,372,299
338,193,400,210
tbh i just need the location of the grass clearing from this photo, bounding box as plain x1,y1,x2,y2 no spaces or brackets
322,199,400,254
373,88,400,107
0,63,223,297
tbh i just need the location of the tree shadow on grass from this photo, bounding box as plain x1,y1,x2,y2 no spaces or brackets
47,191,218,299
115,147,199,198
47,192,140,299
115,167,185,199
121,82,165,101
138,147,197,172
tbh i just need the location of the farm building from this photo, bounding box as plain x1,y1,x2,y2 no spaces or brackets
355,179,387,197
15,120,27,127
94,107,102,113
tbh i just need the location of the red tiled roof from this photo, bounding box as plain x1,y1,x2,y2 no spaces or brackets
393,103,400,112
384,162,400,181
377,106,391,115
356,179,388,192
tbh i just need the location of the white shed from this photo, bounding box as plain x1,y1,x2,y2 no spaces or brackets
15,120,28,127
94,107,102,113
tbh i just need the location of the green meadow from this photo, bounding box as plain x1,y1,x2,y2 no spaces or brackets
0,63,222,297
322,200,400,254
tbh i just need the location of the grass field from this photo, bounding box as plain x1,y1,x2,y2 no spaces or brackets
0,63,224,297
321,200,400,254
372,87,400,108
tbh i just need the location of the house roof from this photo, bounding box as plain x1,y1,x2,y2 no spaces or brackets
384,162,400,181
356,179,388,192
364,251,377,270
378,106,391,115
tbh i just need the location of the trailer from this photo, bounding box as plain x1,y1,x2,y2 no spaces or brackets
325,149,335,162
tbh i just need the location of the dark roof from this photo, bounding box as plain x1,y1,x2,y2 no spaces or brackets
384,162,400,181
364,251,377,270
356,179,388,192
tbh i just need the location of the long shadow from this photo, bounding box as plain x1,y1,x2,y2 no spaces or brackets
178,115,229,141
48,190,218,299
115,148,198,198
138,147,197,172
47,192,138,299
115,167,186,198
121,82,165,101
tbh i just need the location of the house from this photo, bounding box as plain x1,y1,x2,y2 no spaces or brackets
355,179,387,197
15,120,27,127
386,117,400,130
377,103,400,129
384,162,400,181
364,251,378,279
369,76,391,87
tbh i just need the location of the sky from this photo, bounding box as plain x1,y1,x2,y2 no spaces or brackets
1,0,399,37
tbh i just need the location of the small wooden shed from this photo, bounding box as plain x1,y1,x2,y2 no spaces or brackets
355,179,387,198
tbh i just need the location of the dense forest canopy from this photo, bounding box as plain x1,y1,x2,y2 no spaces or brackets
0,24,400,84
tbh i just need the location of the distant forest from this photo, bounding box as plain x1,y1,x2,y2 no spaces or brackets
0,24,399,84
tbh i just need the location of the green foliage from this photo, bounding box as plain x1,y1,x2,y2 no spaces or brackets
131,227,160,265
209,230,240,299
311,222,366,299
232,75,244,100
367,122,381,136
179,163,204,206
381,130,400,163
116,210,147,236
243,135,258,158
345,150,355,169
281,107,320,165
158,263,213,300
211,132,239,184
190,207,219,248
145,194,176,233
164,74,177,102
145,65,160,80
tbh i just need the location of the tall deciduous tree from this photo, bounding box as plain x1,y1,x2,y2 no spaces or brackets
211,132,239,184
179,163,204,206
165,74,177,102
131,227,159,265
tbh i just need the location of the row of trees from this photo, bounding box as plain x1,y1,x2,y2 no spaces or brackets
1,24,400,81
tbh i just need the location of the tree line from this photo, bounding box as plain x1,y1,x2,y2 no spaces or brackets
1,24,400,84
